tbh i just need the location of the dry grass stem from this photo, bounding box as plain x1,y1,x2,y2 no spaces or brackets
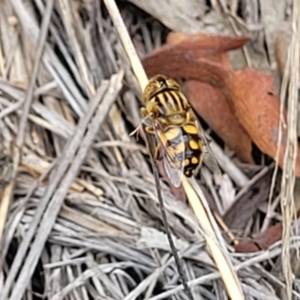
280,0,300,298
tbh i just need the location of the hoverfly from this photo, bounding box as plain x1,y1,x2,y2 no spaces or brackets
141,74,220,187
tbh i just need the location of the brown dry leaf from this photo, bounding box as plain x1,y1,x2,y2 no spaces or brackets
142,34,248,87
234,222,283,253
183,81,254,163
143,52,229,88
224,69,300,177
234,209,300,253
143,34,248,74
166,32,233,68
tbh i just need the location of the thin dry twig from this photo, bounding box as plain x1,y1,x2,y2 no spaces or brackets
280,0,300,298
217,0,252,67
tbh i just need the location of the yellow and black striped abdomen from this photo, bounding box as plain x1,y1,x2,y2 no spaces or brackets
162,123,202,177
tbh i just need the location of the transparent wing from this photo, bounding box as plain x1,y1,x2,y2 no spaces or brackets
154,124,185,188
200,130,222,175
162,148,184,188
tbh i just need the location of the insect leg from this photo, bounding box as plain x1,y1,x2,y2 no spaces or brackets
154,146,161,160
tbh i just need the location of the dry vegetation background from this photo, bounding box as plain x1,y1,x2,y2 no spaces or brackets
0,0,300,299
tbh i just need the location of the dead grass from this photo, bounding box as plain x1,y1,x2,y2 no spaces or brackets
0,0,299,299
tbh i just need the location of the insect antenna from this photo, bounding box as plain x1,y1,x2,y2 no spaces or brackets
145,133,195,300
129,115,151,138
